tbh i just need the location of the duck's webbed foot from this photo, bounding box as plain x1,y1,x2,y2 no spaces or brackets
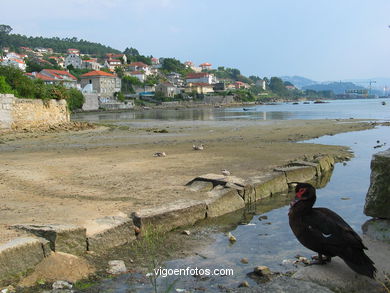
310,254,332,265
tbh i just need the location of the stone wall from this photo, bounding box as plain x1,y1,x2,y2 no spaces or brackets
0,94,69,130
82,93,100,111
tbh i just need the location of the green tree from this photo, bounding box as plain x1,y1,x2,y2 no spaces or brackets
66,88,85,111
0,24,12,34
269,77,288,96
0,75,14,94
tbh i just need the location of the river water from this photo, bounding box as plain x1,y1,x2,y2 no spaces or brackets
74,99,390,292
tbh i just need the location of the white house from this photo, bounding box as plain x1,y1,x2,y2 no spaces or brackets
186,72,217,85
2,58,26,71
104,59,122,72
126,71,146,82
65,54,82,69
127,62,151,75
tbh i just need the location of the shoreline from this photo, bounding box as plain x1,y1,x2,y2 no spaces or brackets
0,118,379,288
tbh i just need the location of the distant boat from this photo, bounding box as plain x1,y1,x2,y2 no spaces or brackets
292,102,299,105
314,100,327,104
243,108,255,111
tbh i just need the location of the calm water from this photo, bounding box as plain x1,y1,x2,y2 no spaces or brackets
72,98,390,122
76,99,390,292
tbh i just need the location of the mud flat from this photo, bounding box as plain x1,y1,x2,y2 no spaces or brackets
0,118,374,286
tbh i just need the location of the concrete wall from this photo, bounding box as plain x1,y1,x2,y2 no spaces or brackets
203,95,235,104
82,93,100,111
0,94,70,130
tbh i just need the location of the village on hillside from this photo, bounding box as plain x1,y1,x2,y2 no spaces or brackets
0,44,287,111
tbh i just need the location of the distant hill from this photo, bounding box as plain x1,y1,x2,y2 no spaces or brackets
302,82,366,95
280,76,317,89
0,30,121,56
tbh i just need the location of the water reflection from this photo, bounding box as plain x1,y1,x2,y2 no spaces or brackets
72,98,390,122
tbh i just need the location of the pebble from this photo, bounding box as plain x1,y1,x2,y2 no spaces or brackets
52,280,73,290
253,265,271,276
107,260,127,275
182,230,191,235
241,258,249,264
238,281,250,288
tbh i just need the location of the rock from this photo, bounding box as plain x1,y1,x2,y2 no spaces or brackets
85,216,136,253
253,266,271,276
364,148,390,219
12,224,86,256
362,218,390,242
107,260,127,275
238,281,250,288
241,258,249,264
230,276,334,293
52,280,73,290
293,259,382,292
18,252,94,287
0,285,15,293
259,215,268,220
0,237,47,286
182,230,191,235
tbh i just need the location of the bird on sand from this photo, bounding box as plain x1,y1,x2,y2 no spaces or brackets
221,169,231,176
192,144,204,150
153,152,166,157
288,182,376,278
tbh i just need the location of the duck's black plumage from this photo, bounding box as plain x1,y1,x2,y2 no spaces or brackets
288,183,376,278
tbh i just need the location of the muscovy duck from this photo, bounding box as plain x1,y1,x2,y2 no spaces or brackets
288,182,376,278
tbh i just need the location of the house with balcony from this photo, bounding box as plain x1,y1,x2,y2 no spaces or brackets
185,83,214,94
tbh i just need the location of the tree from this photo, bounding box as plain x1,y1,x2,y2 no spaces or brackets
269,77,288,96
123,47,140,56
0,24,12,34
0,75,14,94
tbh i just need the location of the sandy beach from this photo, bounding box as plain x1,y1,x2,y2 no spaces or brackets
0,118,374,244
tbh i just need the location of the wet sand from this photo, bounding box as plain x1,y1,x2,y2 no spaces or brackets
0,119,374,244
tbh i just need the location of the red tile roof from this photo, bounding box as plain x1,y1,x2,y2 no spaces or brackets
41,69,77,80
80,70,116,78
25,72,56,81
186,72,209,79
128,62,148,67
200,62,212,67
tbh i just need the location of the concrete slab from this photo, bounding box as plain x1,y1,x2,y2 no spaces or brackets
0,237,47,286
86,216,136,253
132,200,207,231
12,224,86,256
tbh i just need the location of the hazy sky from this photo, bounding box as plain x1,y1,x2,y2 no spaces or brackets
2,0,390,81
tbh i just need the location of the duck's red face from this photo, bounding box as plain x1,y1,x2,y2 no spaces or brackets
295,187,307,199
290,183,316,207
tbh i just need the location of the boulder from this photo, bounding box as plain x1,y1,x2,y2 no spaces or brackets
362,219,390,242
364,148,390,219
12,224,86,256
313,155,335,173
0,237,48,286
18,252,94,287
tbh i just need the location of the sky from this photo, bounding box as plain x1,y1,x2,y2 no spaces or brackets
2,0,390,82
